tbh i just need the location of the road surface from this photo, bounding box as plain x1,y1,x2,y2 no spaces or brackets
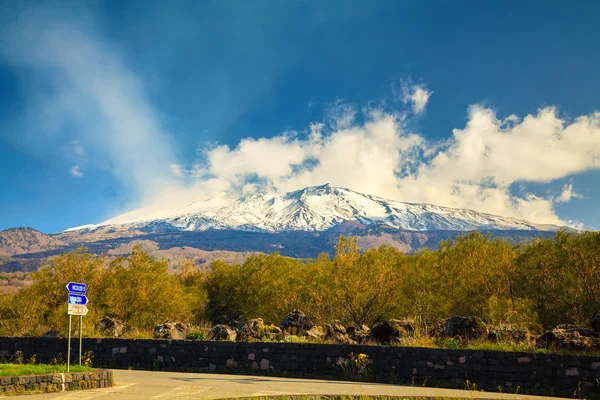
4,370,563,399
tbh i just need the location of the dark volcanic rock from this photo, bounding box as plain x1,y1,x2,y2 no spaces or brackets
281,309,314,335
153,322,188,340
536,325,600,352
96,317,124,337
591,312,600,333
208,324,237,341
435,316,486,340
324,320,356,344
370,319,414,343
346,324,371,344
43,330,60,338
486,324,530,343
235,318,282,341
235,318,265,342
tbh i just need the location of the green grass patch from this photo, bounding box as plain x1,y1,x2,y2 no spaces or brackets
0,363,94,376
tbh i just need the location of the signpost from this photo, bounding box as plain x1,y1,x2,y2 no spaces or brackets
66,282,88,372
66,282,87,294
68,294,88,305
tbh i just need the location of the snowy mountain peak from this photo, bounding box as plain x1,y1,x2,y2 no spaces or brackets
66,184,563,233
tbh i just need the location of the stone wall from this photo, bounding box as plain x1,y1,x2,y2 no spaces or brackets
0,370,113,395
2,337,599,397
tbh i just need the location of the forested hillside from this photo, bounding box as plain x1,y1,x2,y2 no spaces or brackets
0,230,598,337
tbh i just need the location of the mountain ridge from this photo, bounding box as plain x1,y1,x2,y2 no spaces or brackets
66,183,564,234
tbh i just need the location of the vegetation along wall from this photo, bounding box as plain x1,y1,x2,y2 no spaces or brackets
1,337,599,397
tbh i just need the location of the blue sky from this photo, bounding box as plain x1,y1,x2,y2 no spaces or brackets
0,0,599,233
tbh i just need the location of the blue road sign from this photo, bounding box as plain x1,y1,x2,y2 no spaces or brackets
66,282,86,293
68,293,88,305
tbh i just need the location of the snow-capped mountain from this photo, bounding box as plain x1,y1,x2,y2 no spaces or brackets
66,184,562,233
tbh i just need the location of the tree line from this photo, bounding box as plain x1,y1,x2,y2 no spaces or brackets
0,230,598,337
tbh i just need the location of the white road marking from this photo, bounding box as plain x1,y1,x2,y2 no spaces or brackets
152,386,183,398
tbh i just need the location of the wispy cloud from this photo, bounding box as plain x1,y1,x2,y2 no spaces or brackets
2,3,177,201
71,140,85,156
69,165,83,178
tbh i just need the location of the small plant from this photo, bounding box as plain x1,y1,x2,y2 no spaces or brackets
81,350,94,368
281,335,307,343
186,330,207,340
336,352,372,381
434,337,461,350
27,354,37,365
152,359,160,371
50,355,65,366
13,350,24,364
464,379,482,391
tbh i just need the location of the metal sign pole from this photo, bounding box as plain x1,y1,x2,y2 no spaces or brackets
79,316,83,366
67,314,72,372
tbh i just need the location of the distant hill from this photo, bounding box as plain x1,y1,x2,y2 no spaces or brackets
0,184,565,272
0,227,67,257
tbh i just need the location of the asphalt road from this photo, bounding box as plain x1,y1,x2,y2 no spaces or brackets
5,370,563,400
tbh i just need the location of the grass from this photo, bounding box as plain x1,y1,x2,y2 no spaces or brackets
0,363,94,376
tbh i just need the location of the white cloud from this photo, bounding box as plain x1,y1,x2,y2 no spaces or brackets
69,165,83,177
174,105,599,227
397,79,432,114
408,86,432,114
169,164,184,178
556,184,583,203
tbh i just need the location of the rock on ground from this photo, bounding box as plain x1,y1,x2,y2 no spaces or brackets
324,320,356,344
486,324,530,343
435,316,486,340
208,324,237,341
96,317,124,337
346,324,371,344
153,322,188,340
281,309,314,336
591,312,600,333
235,318,282,342
536,325,600,352
370,319,414,344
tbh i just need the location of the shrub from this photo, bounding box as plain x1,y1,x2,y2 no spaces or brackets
186,330,207,340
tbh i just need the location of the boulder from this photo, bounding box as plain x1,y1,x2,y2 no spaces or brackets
95,317,124,337
281,309,314,335
153,322,188,340
208,324,237,341
324,320,356,344
536,325,600,352
234,318,282,342
43,330,60,338
435,316,486,340
486,324,530,344
235,318,265,341
346,324,371,344
591,312,600,333
370,319,414,343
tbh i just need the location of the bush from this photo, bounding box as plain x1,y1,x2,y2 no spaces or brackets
434,337,462,350
186,330,207,340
